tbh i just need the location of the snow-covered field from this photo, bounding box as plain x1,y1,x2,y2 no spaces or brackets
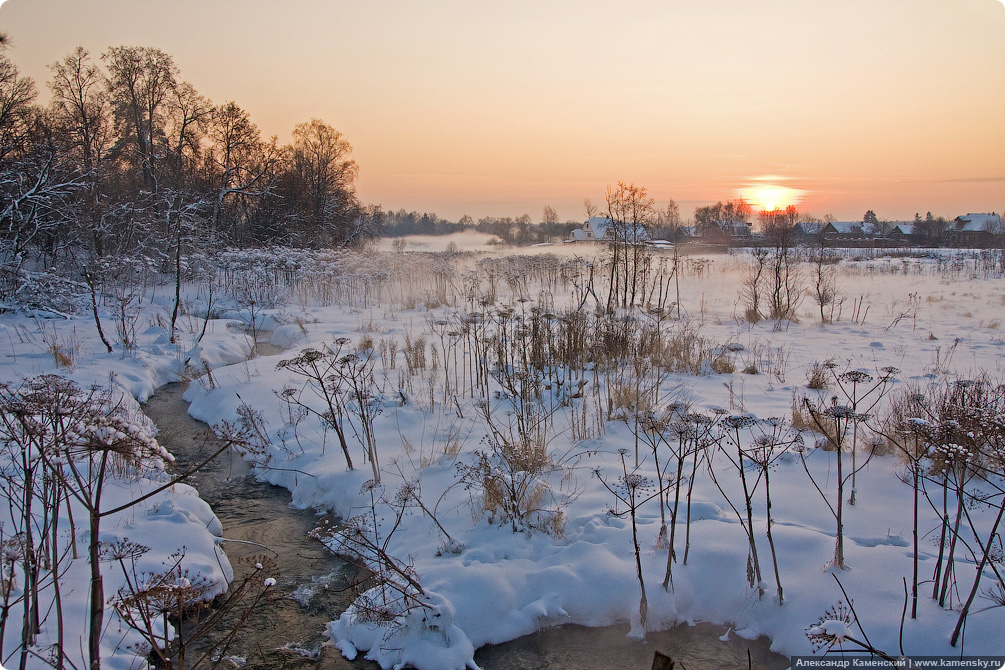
2,244,1004,669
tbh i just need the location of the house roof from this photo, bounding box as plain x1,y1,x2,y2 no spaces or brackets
584,216,651,243
891,224,916,235
586,216,612,239
956,213,1003,232
825,222,878,235
795,221,823,235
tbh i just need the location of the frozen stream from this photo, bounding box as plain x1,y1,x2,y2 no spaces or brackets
142,351,788,670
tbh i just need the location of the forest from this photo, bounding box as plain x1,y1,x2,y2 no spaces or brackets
1,43,381,292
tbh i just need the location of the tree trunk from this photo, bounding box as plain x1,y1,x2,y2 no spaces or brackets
84,269,114,353
169,211,182,344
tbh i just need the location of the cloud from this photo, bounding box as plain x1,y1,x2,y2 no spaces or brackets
934,176,1005,184
747,175,798,183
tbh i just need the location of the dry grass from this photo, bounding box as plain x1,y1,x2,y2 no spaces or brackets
805,361,831,390
791,392,839,448
49,343,75,369
40,326,80,369
712,356,736,374
609,382,643,414
379,338,398,371
401,421,465,469
403,332,427,375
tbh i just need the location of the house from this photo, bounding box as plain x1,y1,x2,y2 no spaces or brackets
888,223,919,245
951,213,1003,248
794,221,824,240
567,216,652,244
823,221,881,238
721,222,752,238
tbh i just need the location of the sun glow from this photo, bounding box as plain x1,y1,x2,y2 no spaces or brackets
739,184,804,212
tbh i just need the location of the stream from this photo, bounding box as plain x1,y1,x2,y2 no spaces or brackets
142,348,789,670
144,380,370,670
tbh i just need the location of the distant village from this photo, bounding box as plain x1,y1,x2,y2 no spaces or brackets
566,212,1004,249
382,208,1004,250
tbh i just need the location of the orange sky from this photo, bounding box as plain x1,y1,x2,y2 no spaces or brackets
2,0,1003,222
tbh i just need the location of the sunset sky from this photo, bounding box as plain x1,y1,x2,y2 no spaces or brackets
2,0,1003,222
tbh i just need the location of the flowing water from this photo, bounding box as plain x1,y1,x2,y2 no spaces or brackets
473,622,788,669
142,344,789,670
144,380,373,670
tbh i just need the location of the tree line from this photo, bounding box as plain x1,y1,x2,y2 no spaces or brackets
1,38,985,288
382,210,582,246
0,44,380,291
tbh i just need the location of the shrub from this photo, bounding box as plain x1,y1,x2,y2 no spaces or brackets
403,332,427,375
456,403,574,535
806,361,831,390
712,355,736,374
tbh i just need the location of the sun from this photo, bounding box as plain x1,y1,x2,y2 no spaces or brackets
739,184,803,212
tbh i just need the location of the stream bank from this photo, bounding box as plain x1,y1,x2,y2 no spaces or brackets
141,337,787,670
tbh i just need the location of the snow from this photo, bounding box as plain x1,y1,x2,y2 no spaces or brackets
2,244,1005,668
0,314,250,669
957,213,1004,233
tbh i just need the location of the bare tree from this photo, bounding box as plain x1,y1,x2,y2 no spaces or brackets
286,118,361,246
810,240,840,324
760,206,802,322
605,182,654,310
0,65,81,278
0,53,37,162
165,81,212,190
1,142,79,267
542,204,558,226
205,101,281,243
102,45,179,192
654,199,681,239
162,80,213,343
48,47,114,256
341,203,385,248
694,199,750,243
740,247,770,323
48,48,110,176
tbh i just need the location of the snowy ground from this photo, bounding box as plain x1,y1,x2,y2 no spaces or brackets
2,244,1004,669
